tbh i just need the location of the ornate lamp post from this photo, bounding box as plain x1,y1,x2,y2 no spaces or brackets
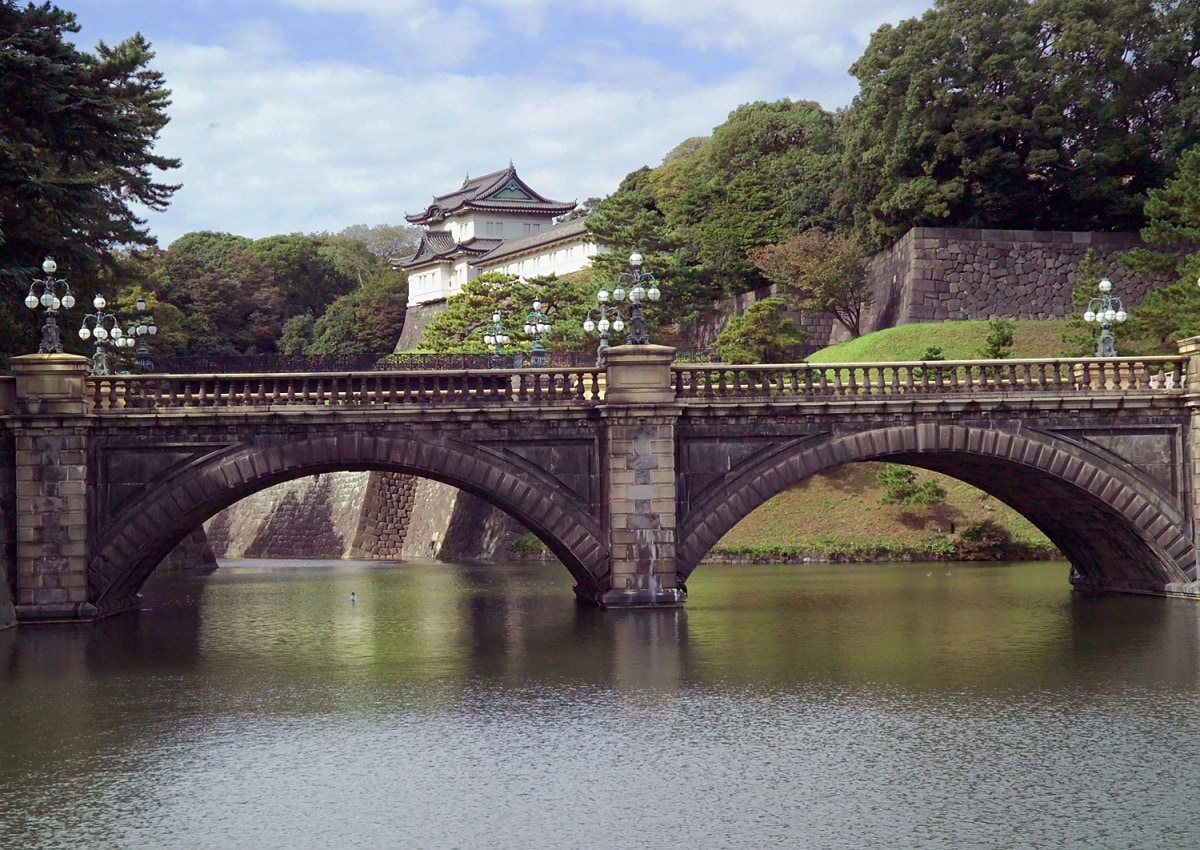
1082,277,1127,357
524,299,551,368
482,310,509,368
24,257,76,353
610,251,661,345
78,294,131,375
127,296,157,372
584,252,663,356
582,293,624,366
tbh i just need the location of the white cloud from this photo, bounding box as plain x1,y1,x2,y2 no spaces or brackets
146,37,763,243
81,0,936,244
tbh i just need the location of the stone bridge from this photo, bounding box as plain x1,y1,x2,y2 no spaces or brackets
3,340,1200,625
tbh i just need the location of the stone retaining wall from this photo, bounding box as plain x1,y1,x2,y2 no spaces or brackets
686,227,1169,350
853,227,1166,344
205,470,428,561
349,472,417,559
394,301,448,352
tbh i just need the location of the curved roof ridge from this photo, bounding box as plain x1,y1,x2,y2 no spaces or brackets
405,164,575,224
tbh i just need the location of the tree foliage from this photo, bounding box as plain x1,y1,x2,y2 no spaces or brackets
750,231,872,337
587,100,848,331
876,464,948,506
842,0,1200,249
980,319,1015,359
309,268,408,354
662,100,847,291
1060,249,1109,356
332,224,421,259
712,297,808,364
417,272,601,357
96,228,407,358
1119,145,1200,352
0,1,181,355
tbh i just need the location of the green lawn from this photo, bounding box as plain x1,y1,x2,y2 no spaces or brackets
713,320,1066,560
808,320,1071,363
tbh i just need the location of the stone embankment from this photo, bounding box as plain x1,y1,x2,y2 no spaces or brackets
200,471,526,564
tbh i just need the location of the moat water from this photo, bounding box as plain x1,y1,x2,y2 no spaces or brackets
3,558,1200,849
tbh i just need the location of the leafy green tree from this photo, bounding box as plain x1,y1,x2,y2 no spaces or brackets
0,1,180,356
419,273,534,354
586,169,678,281
98,251,187,360
166,231,252,267
159,246,283,355
248,234,358,320
712,298,808,363
843,0,1200,248
980,320,1015,359
588,101,848,330
309,267,408,354
417,272,602,357
665,99,847,292
750,231,872,337
1113,145,1200,352
279,313,315,355
333,224,421,259
876,464,947,506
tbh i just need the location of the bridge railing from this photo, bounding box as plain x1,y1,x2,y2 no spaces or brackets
87,368,606,410
672,356,1188,399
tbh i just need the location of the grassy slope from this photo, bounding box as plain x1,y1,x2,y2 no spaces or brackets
714,320,1068,556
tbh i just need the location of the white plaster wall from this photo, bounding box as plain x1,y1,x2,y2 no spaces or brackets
487,240,604,280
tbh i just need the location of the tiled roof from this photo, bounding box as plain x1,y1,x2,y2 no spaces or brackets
405,165,575,224
392,232,503,270
475,218,591,265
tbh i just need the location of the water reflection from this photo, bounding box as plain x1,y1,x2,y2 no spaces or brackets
4,560,1200,694
3,559,1200,849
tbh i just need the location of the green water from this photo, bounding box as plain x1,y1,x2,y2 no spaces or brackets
2,558,1198,849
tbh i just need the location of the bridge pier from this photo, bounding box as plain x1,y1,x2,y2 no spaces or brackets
8,355,99,622
1179,336,1200,590
592,345,685,608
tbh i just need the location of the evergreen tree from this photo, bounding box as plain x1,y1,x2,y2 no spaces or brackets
843,0,1200,248
1120,145,1200,352
1,2,180,354
712,297,808,363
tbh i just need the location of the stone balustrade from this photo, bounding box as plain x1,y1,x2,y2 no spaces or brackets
2,356,1187,415
673,356,1187,399
87,367,606,410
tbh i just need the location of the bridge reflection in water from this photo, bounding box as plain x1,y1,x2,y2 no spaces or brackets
3,339,1200,624
3,560,1200,848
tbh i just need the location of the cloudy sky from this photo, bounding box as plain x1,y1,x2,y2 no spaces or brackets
65,0,931,248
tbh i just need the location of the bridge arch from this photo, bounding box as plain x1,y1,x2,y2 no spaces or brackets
88,432,608,615
677,424,1195,594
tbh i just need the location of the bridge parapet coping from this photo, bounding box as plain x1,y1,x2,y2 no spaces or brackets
673,356,1187,401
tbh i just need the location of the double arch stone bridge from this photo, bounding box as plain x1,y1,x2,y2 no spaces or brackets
3,340,1200,624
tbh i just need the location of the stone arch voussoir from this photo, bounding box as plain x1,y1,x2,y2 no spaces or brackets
91,433,608,611
678,423,1194,592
